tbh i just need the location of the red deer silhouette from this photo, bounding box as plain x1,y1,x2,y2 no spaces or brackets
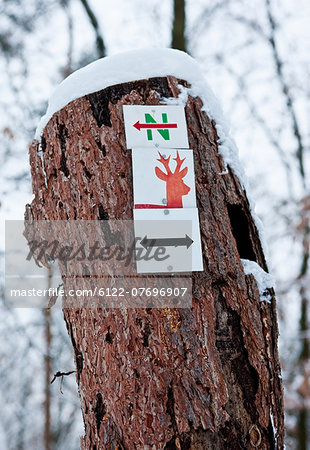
155,151,190,208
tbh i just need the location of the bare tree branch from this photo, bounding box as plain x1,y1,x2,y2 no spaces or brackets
79,0,105,58
190,1,230,51
214,53,294,196
265,0,306,182
227,3,306,183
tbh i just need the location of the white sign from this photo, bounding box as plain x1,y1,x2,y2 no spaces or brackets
123,105,189,149
134,208,203,273
132,148,196,209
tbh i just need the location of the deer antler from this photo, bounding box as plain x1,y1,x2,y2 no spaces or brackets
173,151,186,174
157,152,172,175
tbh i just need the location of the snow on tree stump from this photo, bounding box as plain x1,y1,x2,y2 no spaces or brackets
25,50,284,449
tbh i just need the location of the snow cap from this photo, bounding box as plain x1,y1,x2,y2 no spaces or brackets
35,48,221,140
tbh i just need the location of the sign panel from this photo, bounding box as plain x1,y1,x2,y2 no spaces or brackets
134,208,203,273
132,148,196,209
123,105,189,149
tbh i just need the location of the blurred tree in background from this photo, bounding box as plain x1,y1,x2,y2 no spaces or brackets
0,0,309,448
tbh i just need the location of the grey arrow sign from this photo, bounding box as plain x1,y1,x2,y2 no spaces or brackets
140,235,194,250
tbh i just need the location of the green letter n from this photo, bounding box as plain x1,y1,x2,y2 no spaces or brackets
145,113,170,141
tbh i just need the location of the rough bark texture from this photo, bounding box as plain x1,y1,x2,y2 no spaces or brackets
25,76,284,449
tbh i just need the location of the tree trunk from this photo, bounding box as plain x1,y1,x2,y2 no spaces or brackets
172,0,187,52
25,75,284,449
297,292,309,450
43,269,52,450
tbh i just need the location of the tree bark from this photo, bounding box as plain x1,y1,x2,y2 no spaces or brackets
25,75,284,449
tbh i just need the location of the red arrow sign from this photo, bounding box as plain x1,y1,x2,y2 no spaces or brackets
133,121,178,131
